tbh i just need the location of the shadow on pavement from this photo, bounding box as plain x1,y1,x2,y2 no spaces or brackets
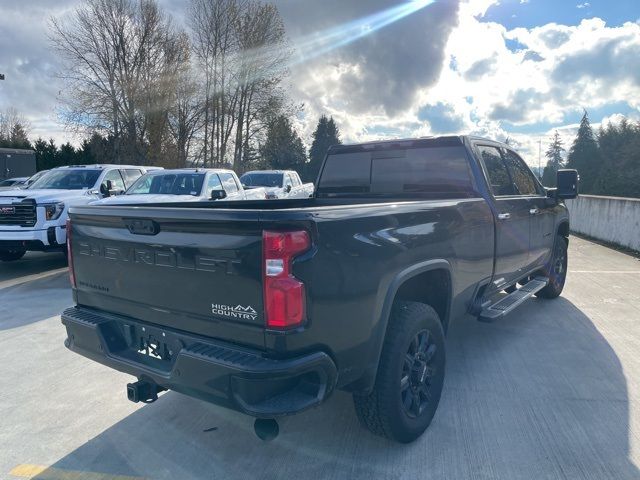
31,298,640,479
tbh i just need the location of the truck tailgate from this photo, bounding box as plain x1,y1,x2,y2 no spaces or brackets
69,206,266,349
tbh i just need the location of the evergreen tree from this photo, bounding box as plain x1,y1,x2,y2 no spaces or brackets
566,111,600,193
306,115,341,182
542,131,565,187
260,116,307,174
595,118,640,197
58,143,77,167
33,138,58,171
10,123,31,149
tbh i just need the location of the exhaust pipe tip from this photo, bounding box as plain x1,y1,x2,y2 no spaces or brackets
254,418,279,441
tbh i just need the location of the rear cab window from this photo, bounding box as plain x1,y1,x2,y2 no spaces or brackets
121,169,143,189
219,172,239,194
317,141,477,198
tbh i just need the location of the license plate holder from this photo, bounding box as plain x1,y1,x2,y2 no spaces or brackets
138,333,172,362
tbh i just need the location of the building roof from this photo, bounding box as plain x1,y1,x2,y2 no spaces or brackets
0,147,35,154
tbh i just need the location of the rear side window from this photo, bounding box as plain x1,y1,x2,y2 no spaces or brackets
102,169,126,192
318,146,475,197
478,146,515,196
503,150,539,195
284,174,293,188
219,172,239,193
121,169,143,188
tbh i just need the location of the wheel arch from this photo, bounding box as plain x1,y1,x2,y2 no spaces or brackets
558,220,570,242
349,259,453,394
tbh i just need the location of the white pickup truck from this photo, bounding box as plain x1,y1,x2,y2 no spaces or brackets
0,164,156,261
239,170,314,199
93,169,267,206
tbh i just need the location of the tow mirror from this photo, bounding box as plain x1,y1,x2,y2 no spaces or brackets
556,169,579,199
285,184,292,193
210,189,227,200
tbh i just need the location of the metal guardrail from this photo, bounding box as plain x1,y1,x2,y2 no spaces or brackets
565,195,640,252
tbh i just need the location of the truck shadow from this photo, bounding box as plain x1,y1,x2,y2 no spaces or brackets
33,298,639,480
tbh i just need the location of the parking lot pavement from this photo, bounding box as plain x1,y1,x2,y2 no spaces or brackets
1,237,640,480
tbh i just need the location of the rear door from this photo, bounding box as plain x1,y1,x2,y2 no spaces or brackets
477,144,531,289
502,148,555,267
70,206,266,348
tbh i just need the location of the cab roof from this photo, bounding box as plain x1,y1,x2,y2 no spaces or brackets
328,135,511,154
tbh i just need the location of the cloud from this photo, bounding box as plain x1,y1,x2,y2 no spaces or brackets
281,0,460,119
464,57,497,80
539,28,571,49
489,89,547,123
417,102,466,133
523,50,545,62
0,2,77,143
1,0,639,169
551,34,640,85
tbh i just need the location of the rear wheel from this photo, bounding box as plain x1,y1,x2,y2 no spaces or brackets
0,249,26,262
535,235,568,299
353,301,445,443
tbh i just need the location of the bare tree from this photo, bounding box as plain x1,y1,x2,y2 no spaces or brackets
189,0,293,170
168,63,203,168
189,0,241,167
0,107,31,144
50,0,189,165
232,2,290,171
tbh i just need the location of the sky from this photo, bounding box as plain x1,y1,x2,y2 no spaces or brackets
0,0,639,167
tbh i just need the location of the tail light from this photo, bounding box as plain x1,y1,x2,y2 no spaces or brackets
263,230,311,329
66,218,76,288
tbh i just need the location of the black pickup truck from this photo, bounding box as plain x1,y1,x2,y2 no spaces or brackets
61,136,578,443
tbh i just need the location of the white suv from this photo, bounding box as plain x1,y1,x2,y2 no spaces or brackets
0,164,157,261
239,170,314,199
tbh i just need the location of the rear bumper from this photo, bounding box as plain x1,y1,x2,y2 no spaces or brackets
61,306,337,417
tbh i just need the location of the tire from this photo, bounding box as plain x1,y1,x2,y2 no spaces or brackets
353,301,446,443
535,235,568,299
0,249,26,262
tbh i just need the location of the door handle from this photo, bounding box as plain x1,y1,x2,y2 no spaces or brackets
529,208,539,215
498,213,511,220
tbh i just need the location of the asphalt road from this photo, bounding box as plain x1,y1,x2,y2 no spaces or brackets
1,238,640,480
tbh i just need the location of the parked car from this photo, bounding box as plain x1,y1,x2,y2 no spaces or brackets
240,170,314,199
0,164,157,261
0,177,29,191
61,136,578,443
93,169,267,206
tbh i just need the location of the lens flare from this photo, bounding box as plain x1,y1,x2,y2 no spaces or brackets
215,1,436,92
288,0,436,66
